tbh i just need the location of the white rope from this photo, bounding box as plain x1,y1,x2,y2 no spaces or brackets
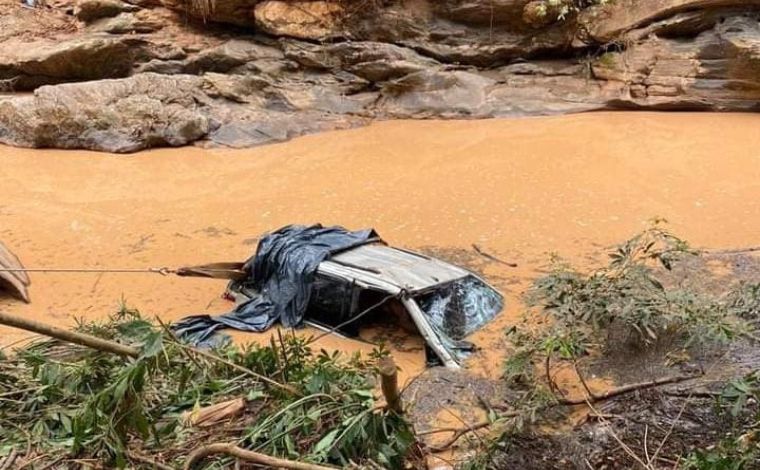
0,267,175,275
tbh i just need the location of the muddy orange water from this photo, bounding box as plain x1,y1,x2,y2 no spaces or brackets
1,112,759,388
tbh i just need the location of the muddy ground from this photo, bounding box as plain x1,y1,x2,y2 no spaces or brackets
408,250,760,468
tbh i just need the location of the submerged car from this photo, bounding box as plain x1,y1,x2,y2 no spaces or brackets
227,242,504,368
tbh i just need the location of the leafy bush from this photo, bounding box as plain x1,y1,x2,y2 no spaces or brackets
684,372,760,469
504,226,750,387
0,307,415,469
528,0,610,23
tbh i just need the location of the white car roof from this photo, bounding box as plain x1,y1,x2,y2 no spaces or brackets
317,243,471,294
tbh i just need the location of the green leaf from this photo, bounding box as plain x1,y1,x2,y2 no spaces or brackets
246,390,267,401
116,319,153,341
730,393,747,417
351,389,373,398
140,331,164,358
314,428,340,455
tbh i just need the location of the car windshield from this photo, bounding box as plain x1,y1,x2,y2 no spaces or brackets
415,275,503,340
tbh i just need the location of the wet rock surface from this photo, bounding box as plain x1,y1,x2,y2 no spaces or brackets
74,0,139,22
0,35,152,90
0,74,210,152
1,0,760,152
0,72,369,152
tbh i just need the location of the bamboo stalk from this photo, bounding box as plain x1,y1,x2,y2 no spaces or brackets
379,356,402,414
0,310,139,358
0,310,301,396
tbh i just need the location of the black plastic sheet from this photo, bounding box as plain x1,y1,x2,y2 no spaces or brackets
172,224,378,344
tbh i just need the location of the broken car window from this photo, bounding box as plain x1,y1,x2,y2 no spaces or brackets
416,275,503,340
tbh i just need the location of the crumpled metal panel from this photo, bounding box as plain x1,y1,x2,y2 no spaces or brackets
0,241,30,303
327,243,469,292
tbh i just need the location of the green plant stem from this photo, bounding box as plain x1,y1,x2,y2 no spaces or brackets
174,341,302,396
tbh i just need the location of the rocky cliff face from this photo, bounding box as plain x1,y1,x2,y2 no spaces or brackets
0,0,758,152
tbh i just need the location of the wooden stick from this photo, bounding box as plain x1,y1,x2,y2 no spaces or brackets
425,372,701,452
183,443,338,470
574,361,596,399
379,356,402,414
126,451,175,470
706,246,760,255
558,373,701,406
0,448,18,470
428,420,493,452
0,310,139,358
471,244,518,267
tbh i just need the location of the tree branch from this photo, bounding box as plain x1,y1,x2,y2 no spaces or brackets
183,443,338,470
559,373,701,406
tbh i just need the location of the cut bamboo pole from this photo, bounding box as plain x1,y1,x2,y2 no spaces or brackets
0,310,139,357
379,355,402,414
0,310,300,395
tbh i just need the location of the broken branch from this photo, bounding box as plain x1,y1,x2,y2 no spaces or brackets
0,310,140,358
126,451,174,470
472,244,518,267
425,371,701,453
560,373,702,406
706,246,760,255
427,420,493,453
183,443,338,470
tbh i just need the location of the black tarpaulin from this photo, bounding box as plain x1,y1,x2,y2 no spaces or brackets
172,224,379,344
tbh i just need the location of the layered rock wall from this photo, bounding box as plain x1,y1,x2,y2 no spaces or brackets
0,0,758,152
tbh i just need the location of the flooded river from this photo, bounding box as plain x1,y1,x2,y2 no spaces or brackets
1,112,759,384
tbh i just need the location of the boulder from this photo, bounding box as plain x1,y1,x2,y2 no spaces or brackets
283,41,439,82
379,70,496,117
0,241,30,303
400,30,572,67
270,75,375,114
208,112,366,148
486,69,615,116
183,39,284,74
0,74,210,152
0,36,150,90
75,0,140,22
253,1,345,40
90,12,163,33
616,8,748,43
351,3,576,66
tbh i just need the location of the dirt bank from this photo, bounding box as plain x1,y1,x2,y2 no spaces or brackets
1,112,759,385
